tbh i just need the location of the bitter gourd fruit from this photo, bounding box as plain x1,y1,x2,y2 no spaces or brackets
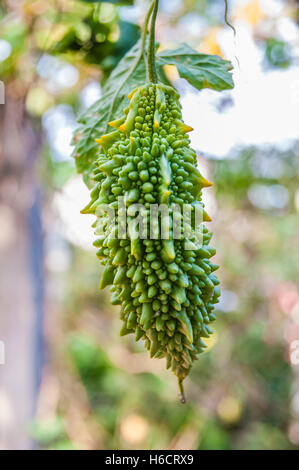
83,82,220,402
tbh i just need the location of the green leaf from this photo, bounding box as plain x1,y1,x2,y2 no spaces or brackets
157,43,234,92
73,39,147,186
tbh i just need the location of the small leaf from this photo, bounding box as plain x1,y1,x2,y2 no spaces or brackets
157,43,234,92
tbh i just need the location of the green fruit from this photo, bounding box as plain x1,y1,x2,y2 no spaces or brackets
84,82,220,401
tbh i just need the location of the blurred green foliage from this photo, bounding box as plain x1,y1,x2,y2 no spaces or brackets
51,3,139,74
265,39,291,69
0,0,140,83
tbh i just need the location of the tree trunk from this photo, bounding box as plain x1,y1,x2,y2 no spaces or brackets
0,91,44,450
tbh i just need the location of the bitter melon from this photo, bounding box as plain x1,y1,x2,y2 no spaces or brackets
83,82,220,401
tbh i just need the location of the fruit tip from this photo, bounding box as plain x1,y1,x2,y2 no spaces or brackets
184,124,194,133
178,378,186,404
108,119,119,129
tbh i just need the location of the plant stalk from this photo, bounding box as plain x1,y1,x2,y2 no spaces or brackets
178,378,186,404
141,1,155,57
106,1,155,130
147,0,159,83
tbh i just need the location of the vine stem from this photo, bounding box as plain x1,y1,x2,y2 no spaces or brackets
141,1,155,62
147,0,159,83
224,0,236,36
178,378,186,404
105,1,155,131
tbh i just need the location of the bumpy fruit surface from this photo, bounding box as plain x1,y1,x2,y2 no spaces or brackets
83,82,220,399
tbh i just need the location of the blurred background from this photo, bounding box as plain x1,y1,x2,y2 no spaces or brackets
1,0,299,450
